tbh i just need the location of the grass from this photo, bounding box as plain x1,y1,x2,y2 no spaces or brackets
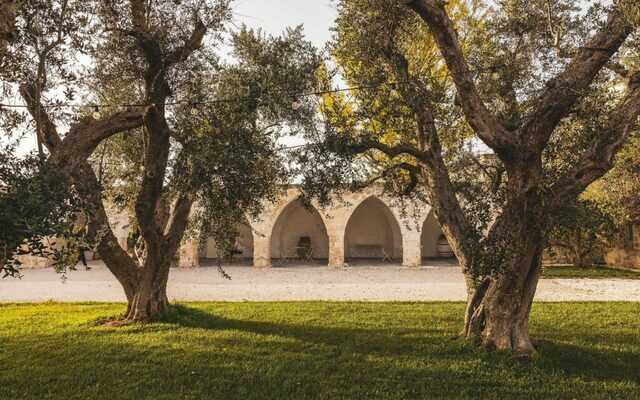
0,302,639,399
541,265,640,279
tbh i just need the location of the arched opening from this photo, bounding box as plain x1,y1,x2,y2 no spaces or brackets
199,220,254,266
420,212,455,265
344,196,403,264
270,198,329,265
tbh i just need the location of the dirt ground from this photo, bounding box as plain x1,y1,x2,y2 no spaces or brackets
2,259,639,303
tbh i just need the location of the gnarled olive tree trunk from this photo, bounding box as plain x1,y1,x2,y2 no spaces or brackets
462,243,544,354
460,184,548,354
126,256,171,321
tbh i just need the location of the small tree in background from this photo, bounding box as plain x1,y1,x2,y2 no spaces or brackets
547,199,616,267
584,135,640,227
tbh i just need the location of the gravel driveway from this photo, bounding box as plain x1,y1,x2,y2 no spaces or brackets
1,260,639,302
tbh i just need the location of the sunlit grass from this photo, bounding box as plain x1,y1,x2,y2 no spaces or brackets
0,302,638,399
542,265,640,279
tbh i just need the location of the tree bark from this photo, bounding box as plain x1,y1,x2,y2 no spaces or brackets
461,184,547,355
473,249,542,355
125,258,170,321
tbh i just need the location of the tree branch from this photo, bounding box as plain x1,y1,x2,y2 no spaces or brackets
19,82,62,150
550,71,640,206
165,18,207,66
164,192,195,254
71,160,141,301
348,136,429,162
403,0,514,152
520,9,634,151
21,80,144,169
59,110,145,162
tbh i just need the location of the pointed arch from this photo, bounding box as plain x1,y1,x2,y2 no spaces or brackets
270,197,330,264
420,210,453,263
344,196,403,263
199,218,255,265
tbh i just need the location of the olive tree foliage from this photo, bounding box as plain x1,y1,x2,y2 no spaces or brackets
0,146,86,277
1,0,320,321
297,0,640,354
584,134,640,226
547,135,639,264
546,199,616,266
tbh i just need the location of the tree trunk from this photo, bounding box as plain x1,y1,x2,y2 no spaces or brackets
462,179,547,356
125,259,171,321
463,245,543,355
123,194,193,322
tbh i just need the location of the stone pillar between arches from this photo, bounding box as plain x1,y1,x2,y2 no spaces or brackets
253,234,272,268
402,230,422,268
328,230,345,268
178,239,200,268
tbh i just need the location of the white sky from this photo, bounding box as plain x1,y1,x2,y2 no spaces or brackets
231,0,338,49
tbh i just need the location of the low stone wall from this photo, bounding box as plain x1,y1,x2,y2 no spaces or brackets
13,254,52,269
605,248,640,269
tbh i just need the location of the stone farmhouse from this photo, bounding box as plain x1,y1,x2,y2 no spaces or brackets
106,185,452,269
20,185,639,270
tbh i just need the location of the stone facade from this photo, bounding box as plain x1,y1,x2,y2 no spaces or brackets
18,183,640,271
178,186,447,268
15,186,451,269
604,224,640,269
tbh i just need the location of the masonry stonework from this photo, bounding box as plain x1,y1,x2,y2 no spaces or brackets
16,186,450,269
177,186,445,268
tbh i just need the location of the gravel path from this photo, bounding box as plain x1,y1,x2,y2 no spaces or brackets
1,261,639,302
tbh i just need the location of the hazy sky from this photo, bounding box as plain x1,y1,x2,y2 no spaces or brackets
231,0,338,49
228,1,339,149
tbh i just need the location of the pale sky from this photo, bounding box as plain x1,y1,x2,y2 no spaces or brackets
231,0,338,49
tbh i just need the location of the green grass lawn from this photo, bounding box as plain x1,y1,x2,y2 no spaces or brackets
0,302,638,399
541,265,640,279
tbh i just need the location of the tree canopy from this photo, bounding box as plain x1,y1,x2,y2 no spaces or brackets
1,0,320,321
295,0,639,354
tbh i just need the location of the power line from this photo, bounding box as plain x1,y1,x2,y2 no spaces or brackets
0,81,406,110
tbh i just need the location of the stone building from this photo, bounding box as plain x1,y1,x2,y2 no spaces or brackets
174,186,450,268
20,183,639,270
17,186,452,269
604,223,640,269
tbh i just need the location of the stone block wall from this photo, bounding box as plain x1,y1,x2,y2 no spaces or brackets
180,186,445,268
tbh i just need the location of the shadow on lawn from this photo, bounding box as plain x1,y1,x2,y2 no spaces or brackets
160,304,463,358
157,304,639,385
2,303,638,399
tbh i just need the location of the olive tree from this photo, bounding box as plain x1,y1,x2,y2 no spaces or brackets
299,0,640,355
547,199,616,266
2,0,320,321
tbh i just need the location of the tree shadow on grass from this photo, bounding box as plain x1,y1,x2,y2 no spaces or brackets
2,303,639,399
158,304,466,359
158,304,640,385
533,339,640,384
